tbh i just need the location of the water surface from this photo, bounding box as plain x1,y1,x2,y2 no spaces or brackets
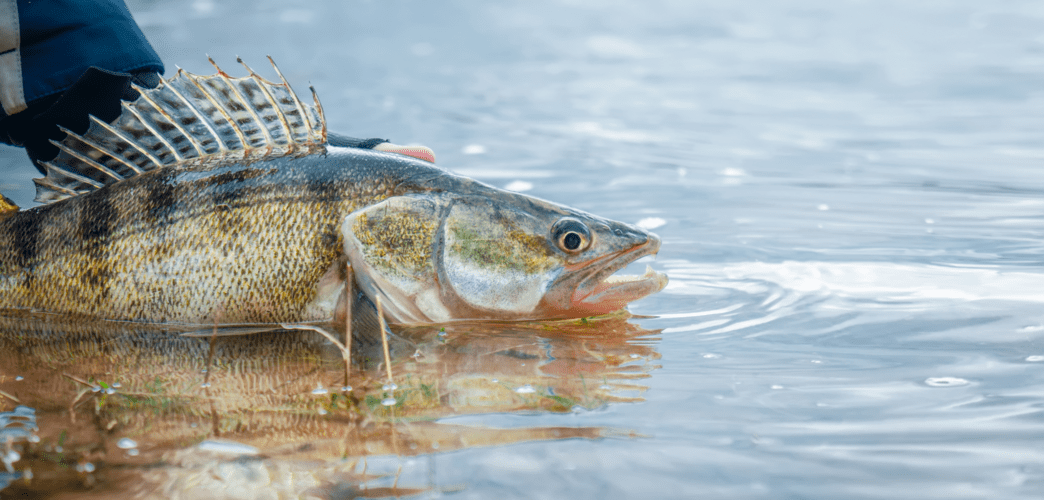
1,1,1042,498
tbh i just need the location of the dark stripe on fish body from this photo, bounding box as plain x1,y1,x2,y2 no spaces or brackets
6,209,42,270
76,192,115,302
78,190,114,244
144,169,179,225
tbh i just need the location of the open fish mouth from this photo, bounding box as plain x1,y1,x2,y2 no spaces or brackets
571,235,669,315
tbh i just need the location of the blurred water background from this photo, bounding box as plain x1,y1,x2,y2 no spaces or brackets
1,0,1043,498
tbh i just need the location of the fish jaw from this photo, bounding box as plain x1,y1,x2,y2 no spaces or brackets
534,230,667,318
568,232,667,315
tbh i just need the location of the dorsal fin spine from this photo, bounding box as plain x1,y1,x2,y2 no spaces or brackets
40,161,105,189
165,72,227,154
309,86,327,143
134,83,206,158
122,102,182,162
216,68,274,152
268,55,315,140
33,175,78,198
86,115,153,173
186,71,247,151
50,129,125,181
240,57,295,152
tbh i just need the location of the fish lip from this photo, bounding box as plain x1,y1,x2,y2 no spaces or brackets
568,234,667,313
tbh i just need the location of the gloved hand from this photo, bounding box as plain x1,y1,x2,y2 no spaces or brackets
328,132,435,163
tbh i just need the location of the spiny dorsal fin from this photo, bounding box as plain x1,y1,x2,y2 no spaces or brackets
33,56,327,204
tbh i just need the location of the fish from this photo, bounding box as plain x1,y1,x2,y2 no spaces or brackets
0,57,667,336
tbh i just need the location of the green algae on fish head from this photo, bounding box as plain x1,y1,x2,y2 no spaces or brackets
352,209,438,277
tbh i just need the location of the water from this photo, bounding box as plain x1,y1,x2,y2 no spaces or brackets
1,0,1042,498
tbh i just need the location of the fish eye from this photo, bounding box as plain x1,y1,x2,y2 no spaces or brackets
551,218,591,253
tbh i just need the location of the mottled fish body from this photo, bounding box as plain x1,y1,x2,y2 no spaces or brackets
0,59,667,329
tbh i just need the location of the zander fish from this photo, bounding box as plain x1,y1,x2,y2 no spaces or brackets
0,58,667,336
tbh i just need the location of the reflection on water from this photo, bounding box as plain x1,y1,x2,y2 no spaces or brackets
0,311,657,497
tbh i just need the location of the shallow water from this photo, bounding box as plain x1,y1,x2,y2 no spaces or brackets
1,0,1043,498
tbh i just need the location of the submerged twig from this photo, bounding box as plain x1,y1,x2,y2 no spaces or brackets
61,373,92,388
344,270,353,387
374,295,394,385
67,388,89,423
0,390,20,404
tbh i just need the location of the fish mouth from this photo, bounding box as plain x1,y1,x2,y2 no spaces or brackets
569,234,668,315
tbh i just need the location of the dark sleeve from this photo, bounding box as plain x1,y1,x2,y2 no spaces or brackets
0,0,164,172
17,0,164,106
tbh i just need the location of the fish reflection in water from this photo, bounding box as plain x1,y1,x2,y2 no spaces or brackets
0,311,659,497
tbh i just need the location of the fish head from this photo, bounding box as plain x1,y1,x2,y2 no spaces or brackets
342,189,667,324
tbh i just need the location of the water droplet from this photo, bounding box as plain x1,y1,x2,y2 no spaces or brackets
126,449,139,457
111,382,121,388
317,408,328,415
635,217,666,230
1026,355,1044,362
190,423,198,428
14,376,23,381
817,204,830,211
90,385,101,393
381,397,397,406
504,180,534,192
76,462,95,473
200,368,208,374
462,144,486,155
925,377,969,387
116,438,137,449
28,435,39,443
491,379,498,383
382,383,398,391
629,354,639,359
54,446,63,453
3,450,20,463
340,386,352,392
105,388,116,395
702,353,721,359
200,382,211,389
515,384,536,394
720,167,746,177
771,385,784,390
311,384,329,395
